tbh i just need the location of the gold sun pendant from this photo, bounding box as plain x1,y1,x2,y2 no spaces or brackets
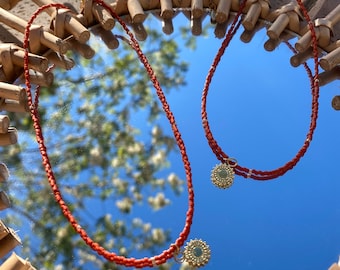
211,163,235,189
183,239,211,268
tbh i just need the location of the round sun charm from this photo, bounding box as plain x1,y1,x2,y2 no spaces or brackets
211,163,234,188
183,239,211,268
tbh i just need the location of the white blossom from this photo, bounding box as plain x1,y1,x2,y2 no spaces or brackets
116,197,132,213
127,142,143,154
56,227,67,238
119,247,127,256
106,238,114,249
112,178,128,193
111,157,121,167
148,192,170,210
151,228,166,244
104,213,112,223
149,150,165,166
143,223,151,232
55,265,64,270
132,218,142,227
154,178,165,188
151,126,162,137
90,146,103,165
133,191,143,201
167,173,184,192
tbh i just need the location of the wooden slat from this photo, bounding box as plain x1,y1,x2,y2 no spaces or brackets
0,191,10,210
0,252,36,270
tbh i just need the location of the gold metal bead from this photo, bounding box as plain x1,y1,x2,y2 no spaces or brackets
183,239,211,268
211,163,234,188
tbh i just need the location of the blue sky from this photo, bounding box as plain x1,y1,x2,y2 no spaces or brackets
153,14,340,269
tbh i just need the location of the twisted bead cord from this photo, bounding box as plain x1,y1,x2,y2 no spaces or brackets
98,0,195,251
201,0,320,180
201,0,246,162
24,2,194,267
235,40,319,180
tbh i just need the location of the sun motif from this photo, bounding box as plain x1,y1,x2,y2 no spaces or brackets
211,163,235,188
183,239,211,268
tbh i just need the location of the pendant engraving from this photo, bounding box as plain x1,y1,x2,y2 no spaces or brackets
183,239,211,268
211,163,234,188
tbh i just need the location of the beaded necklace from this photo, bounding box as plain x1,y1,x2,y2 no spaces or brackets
21,0,320,267
23,1,211,268
201,0,320,187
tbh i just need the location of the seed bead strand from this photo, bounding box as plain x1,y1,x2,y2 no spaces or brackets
201,0,320,181
23,1,201,267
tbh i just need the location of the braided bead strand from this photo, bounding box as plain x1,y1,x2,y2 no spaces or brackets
201,0,320,182
23,1,195,267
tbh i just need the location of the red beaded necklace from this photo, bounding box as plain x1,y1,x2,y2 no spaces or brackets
202,0,320,186
21,0,319,267
23,1,202,268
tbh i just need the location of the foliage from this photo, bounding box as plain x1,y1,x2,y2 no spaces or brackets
0,17,194,270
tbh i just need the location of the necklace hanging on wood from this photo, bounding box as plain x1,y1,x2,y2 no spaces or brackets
23,1,210,268
201,0,320,186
